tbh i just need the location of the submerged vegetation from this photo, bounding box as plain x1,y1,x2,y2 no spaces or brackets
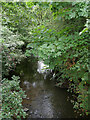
0,1,89,119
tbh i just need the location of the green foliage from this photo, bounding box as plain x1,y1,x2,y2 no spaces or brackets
1,2,31,36
1,26,25,76
25,2,89,116
1,1,90,117
1,75,26,119
1,3,28,119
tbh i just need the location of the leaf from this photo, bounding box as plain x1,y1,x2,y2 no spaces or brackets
79,28,88,35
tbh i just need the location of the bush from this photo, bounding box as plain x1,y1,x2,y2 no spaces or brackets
1,75,26,119
1,26,25,76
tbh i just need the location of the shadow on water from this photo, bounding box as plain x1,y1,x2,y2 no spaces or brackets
15,56,77,118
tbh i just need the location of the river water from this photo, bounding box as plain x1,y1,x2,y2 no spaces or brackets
15,56,77,118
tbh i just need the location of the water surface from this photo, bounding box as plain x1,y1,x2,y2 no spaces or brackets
15,56,76,118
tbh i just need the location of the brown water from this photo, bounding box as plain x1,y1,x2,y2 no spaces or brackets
15,56,77,118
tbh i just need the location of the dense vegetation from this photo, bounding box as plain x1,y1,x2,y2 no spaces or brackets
0,1,89,119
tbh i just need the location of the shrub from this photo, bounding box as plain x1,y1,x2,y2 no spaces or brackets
1,75,26,119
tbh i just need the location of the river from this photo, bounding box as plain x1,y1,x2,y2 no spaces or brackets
14,55,77,118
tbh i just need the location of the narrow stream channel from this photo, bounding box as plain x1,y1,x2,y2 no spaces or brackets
15,56,77,118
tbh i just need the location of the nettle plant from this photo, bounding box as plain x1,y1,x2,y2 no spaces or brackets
1,75,26,119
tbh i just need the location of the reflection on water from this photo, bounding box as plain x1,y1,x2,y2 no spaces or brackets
37,61,49,73
37,60,52,80
15,56,76,118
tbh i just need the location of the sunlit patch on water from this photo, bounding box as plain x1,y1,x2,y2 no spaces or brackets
32,82,36,88
23,81,31,89
37,61,52,79
37,61,49,74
